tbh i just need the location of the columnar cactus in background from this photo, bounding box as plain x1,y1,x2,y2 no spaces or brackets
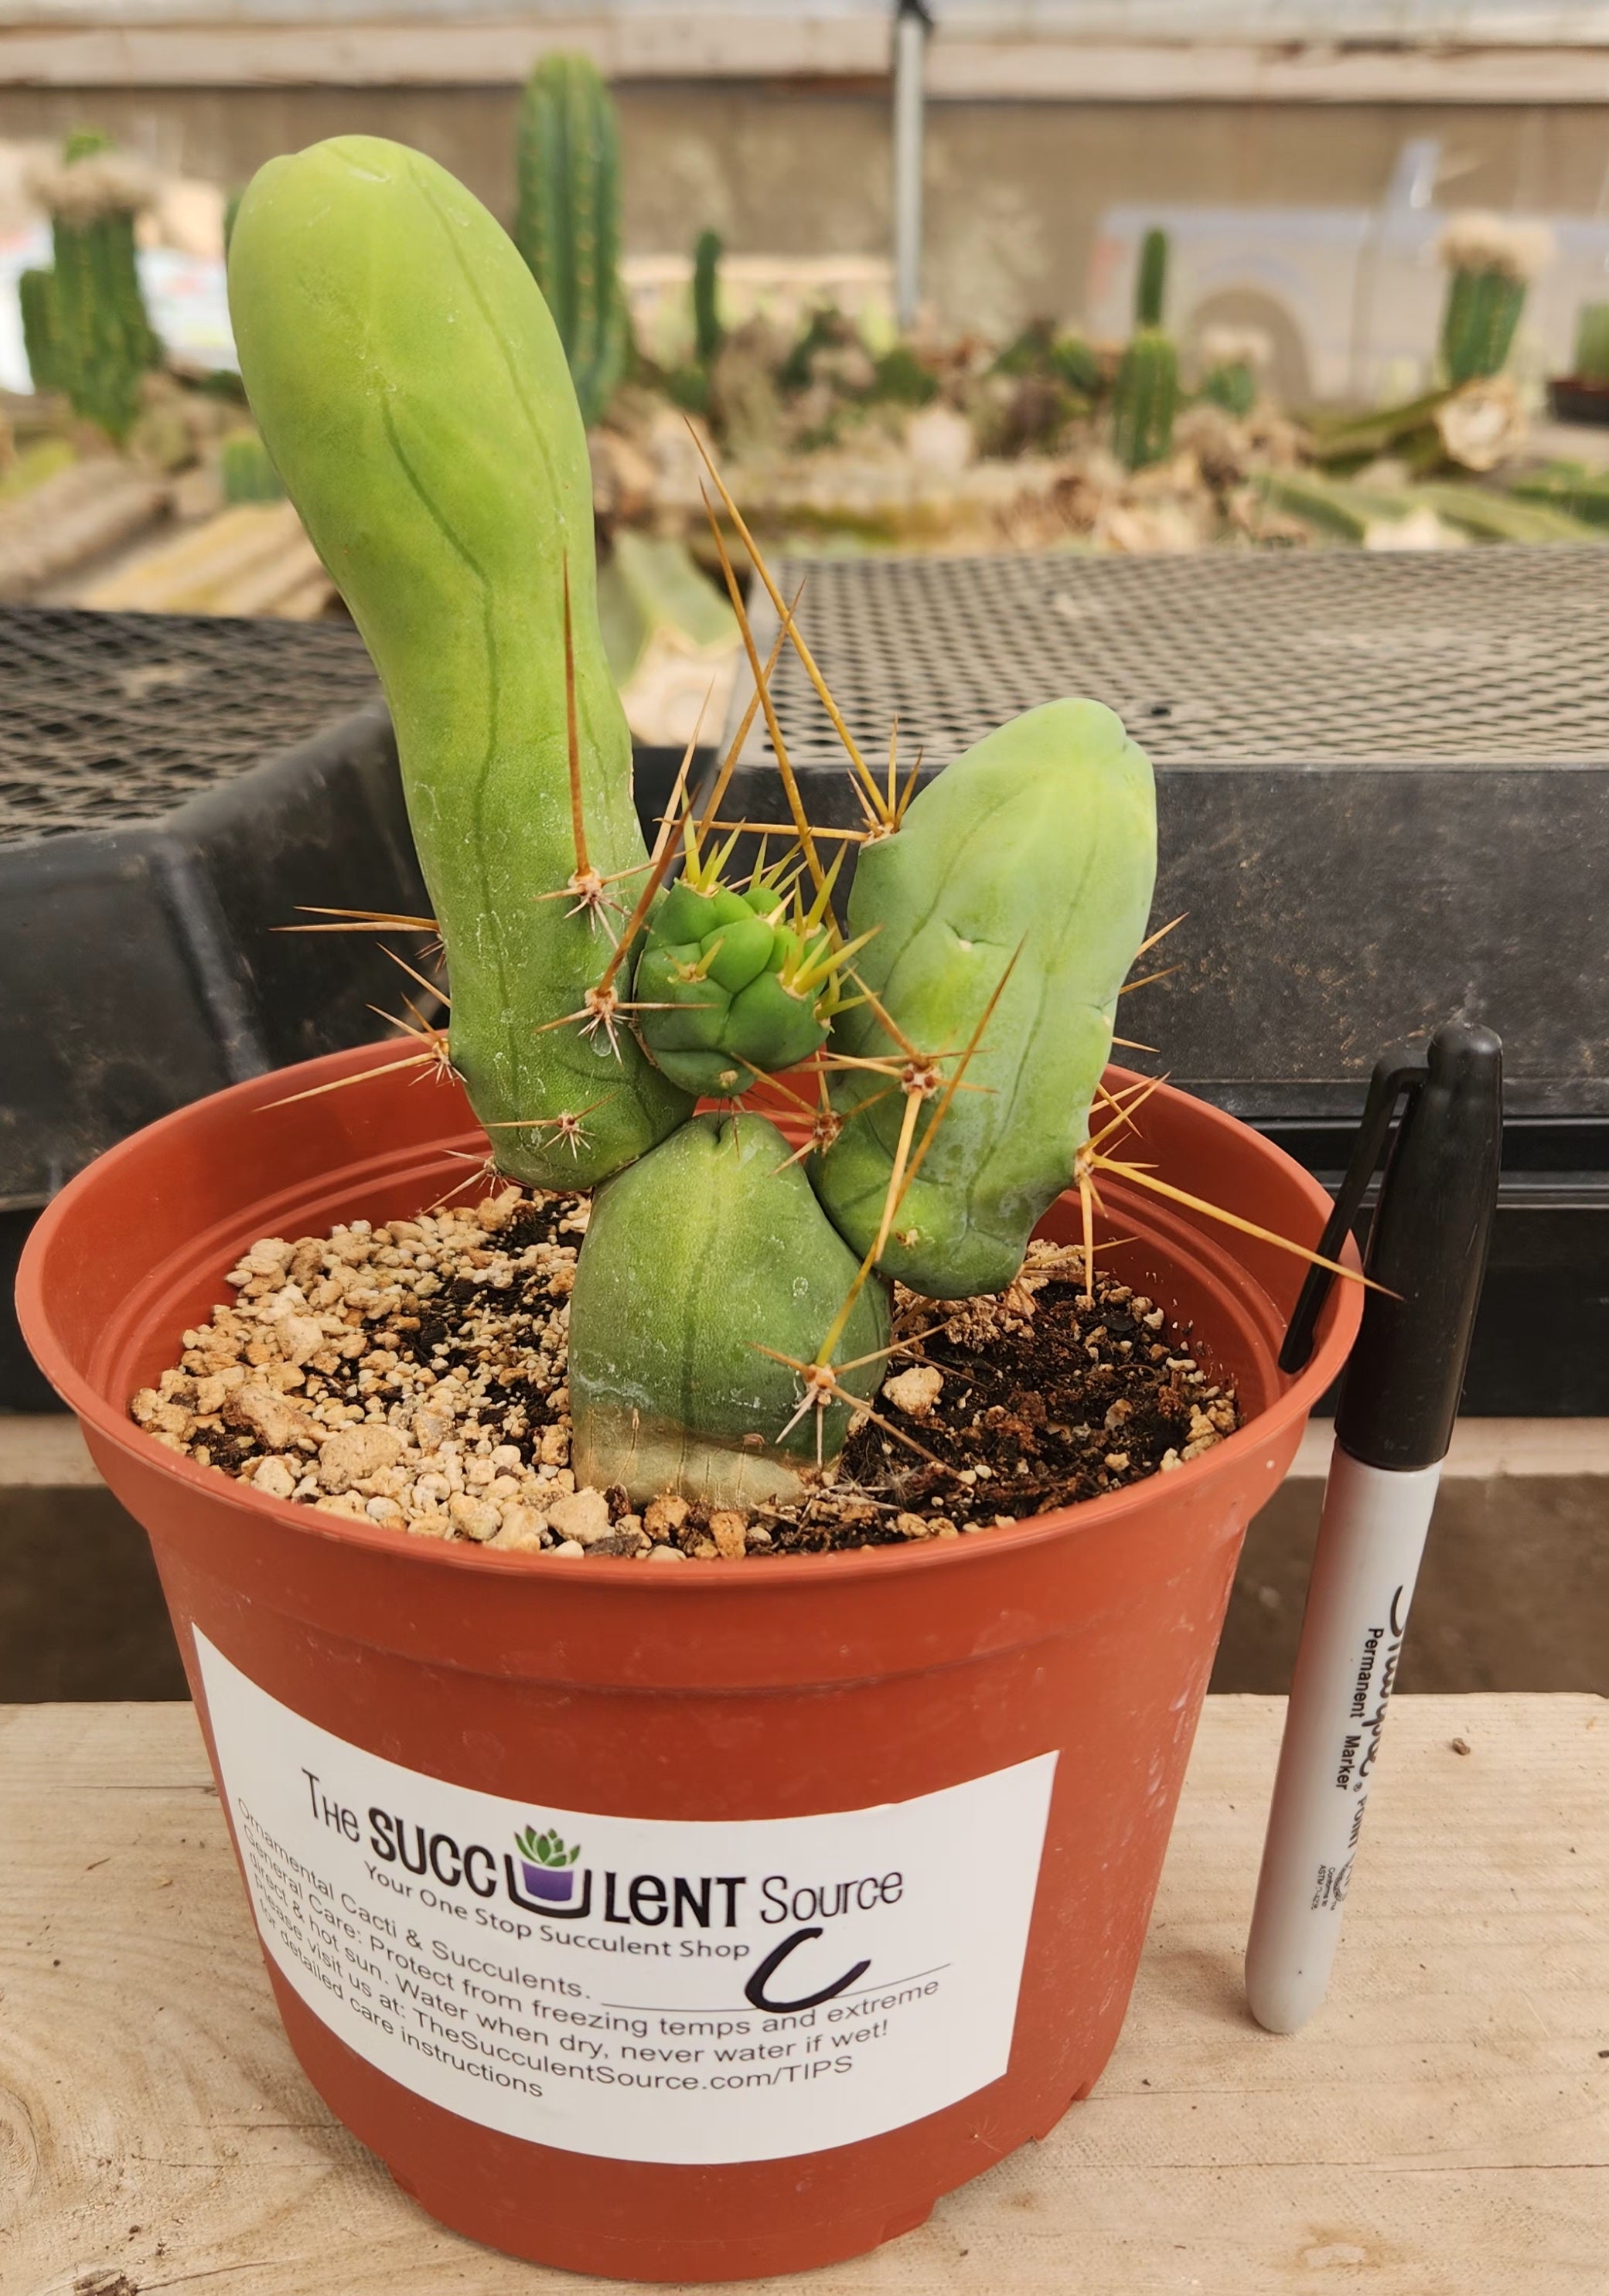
1573,301,1609,385
1436,213,1552,388
1113,225,1178,470
693,227,724,367
230,138,1226,1510
1133,227,1168,332
22,130,163,441
513,53,629,427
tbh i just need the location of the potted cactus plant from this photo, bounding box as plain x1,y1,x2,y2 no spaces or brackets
18,137,1362,2284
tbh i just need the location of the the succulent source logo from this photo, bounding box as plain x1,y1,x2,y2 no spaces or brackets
516,1824,582,1905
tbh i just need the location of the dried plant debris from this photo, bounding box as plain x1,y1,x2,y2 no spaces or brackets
132,1206,1239,1562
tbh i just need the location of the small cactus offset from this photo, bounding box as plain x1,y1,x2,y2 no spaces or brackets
632,839,862,1099
692,227,724,366
231,138,1178,1510
1195,325,1269,421
24,131,163,441
1435,213,1551,388
1113,225,1178,468
514,53,629,427
1573,301,1609,385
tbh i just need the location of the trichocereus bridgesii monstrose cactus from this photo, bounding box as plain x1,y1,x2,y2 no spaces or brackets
230,137,1162,1509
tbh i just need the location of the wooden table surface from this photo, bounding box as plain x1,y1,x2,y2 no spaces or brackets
4,1695,1605,2295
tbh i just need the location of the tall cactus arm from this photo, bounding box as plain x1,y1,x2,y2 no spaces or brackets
228,135,689,1187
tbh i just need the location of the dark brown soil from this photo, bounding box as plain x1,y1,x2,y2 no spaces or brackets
758,1258,1239,1553
131,1197,1237,1562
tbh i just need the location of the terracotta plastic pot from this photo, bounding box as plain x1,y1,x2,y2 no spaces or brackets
18,1041,1359,2284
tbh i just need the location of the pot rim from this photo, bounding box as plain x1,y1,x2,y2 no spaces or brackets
18,1040,1362,1590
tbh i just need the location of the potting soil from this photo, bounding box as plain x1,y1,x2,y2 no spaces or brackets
130,1186,1239,1556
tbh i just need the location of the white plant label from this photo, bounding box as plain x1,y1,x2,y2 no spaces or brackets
195,1631,1056,2165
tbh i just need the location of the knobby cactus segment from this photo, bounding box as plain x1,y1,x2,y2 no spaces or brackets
632,836,865,1098
569,1113,891,1507
812,700,1157,1300
228,136,690,1187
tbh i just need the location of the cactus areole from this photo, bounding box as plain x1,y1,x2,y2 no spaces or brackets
230,137,1161,1508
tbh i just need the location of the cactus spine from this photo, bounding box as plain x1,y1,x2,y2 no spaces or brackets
692,227,723,366
1113,226,1178,469
513,53,628,427
23,131,162,441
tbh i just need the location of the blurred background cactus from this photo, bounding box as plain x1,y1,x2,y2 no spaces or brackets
219,425,285,503
513,53,629,427
1112,226,1178,470
20,128,164,444
1195,323,1269,420
1436,213,1552,387
1133,225,1168,332
1572,301,1609,386
692,227,724,367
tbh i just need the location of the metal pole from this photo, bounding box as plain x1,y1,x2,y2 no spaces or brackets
892,0,932,334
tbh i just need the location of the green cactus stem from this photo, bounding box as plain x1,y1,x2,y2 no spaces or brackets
26,133,163,442
1134,227,1169,329
811,699,1157,1300
569,1112,891,1508
513,53,629,427
229,136,689,1190
871,342,939,405
1573,301,1609,384
1435,213,1549,389
1113,326,1178,470
1440,267,1525,387
693,227,724,366
1110,225,1179,466
19,268,60,391
1199,359,1256,418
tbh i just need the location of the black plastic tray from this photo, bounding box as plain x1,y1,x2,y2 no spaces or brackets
709,550,1609,1413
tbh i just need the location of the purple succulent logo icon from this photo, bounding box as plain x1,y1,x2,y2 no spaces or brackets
515,1824,582,1903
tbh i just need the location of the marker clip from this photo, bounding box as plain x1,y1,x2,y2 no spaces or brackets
1280,1051,1427,1376
1280,1023,1503,1473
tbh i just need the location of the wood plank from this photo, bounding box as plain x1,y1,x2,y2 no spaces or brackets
2,1695,1604,2292
3,22,1609,102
